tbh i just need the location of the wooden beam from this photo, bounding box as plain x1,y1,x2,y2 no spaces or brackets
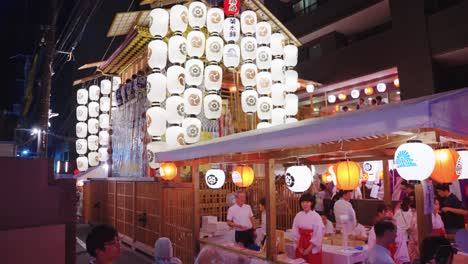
415,183,432,251
265,159,277,261
382,159,391,204
192,162,200,255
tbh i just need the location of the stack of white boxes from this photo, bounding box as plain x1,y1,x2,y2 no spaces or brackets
201,216,230,236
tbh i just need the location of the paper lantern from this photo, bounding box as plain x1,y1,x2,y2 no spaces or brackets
87,118,99,135
188,1,206,29
284,44,298,67
98,147,109,162
338,93,347,101
100,80,112,96
99,97,110,112
394,141,436,181
146,106,167,137
223,17,240,43
99,130,109,146
205,169,226,189
182,117,201,144
111,92,117,107
148,40,167,70
240,63,257,87
322,173,333,183
112,76,121,91
284,70,298,92
285,117,298,124
88,102,99,118
204,64,223,91
335,161,361,190
362,161,381,182
271,59,285,82
76,139,87,155
240,36,257,62
271,83,286,106
224,0,240,16
87,135,99,151
241,89,258,114
256,71,272,95
364,87,374,96
351,89,360,99
207,8,224,33
285,94,298,116
431,148,462,183
257,121,272,129
206,36,224,62
204,94,222,120
168,34,187,64
257,96,272,120
328,95,337,104
170,4,188,33
271,32,285,56
77,88,88,105
77,156,89,172
377,83,387,93
76,122,87,138
285,166,312,193
187,30,205,58
165,96,185,125
240,10,257,35
229,86,237,93
184,88,203,115
232,166,254,187
256,46,272,70
394,78,400,88
88,152,99,167
76,105,88,121
89,85,100,101
147,141,168,169
272,107,286,125
457,150,468,180
166,65,185,95
149,8,169,37
306,84,315,93
147,72,167,103
223,43,240,69
160,163,177,181
166,126,185,147
185,59,204,86
379,170,384,180
361,172,369,183
99,114,109,129
256,21,271,45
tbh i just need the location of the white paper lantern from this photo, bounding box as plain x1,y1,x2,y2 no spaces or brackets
168,34,187,64
89,85,100,101
350,89,360,99
272,107,286,125
205,169,226,189
99,131,109,146
77,89,88,105
271,32,285,56
240,36,257,63
257,121,272,129
87,118,99,134
76,105,88,121
185,59,204,86
147,72,167,103
362,160,382,182
111,92,117,107
99,114,110,129
377,83,387,93
77,156,89,172
240,63,257,87
149,8,169,37
204,94,222,120
271,59,285,82
256,46,272,70
88,152,99,167
76,139,87,155
112,76,121,91
256,71,272,95
188,1,207,29
170,4,189,33
98,147,109,162
394,141,436,181
147,141,167,169
100,79,112,95
272,83,286,106
240,10,257,35
223,43,240,69
241,89,258,114
146,106,167,137
148,40,167,70
328,95,337,103
166,65,185,95
204,64,223,91
206,36,224,62
165,95,185,125
457,150,468,180
257,96,272,120
99,97,110,112
285,94,298,116
223,17,240,43
184,88,203,115
306,84,315,93
88,102,100,118
256,21,271,45
182,117,201,144
187,30,206,58
166,126,185,147
285,117,298,124
285,70,298,92
207,8,224,33
285,166,312,193
76,122,87,138
87,135,99,151
284,44,298,67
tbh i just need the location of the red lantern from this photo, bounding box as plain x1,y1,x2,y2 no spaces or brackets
431,148,462,183
364,87,374,96
338,93,347,101
160,163,177,181
224,0,241,16
394,78,400,88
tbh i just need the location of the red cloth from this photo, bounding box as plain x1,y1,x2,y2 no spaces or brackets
432,228,446,236
295,227,322,264
388,243,397,259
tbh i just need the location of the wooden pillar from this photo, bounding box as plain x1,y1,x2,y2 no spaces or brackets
383,160,391,204
415,183,432,250
192,163,200,254
265,159,277,261
132,182,136,242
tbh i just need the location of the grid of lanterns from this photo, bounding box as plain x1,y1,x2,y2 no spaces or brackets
326,78,400,104
75,77,119,172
